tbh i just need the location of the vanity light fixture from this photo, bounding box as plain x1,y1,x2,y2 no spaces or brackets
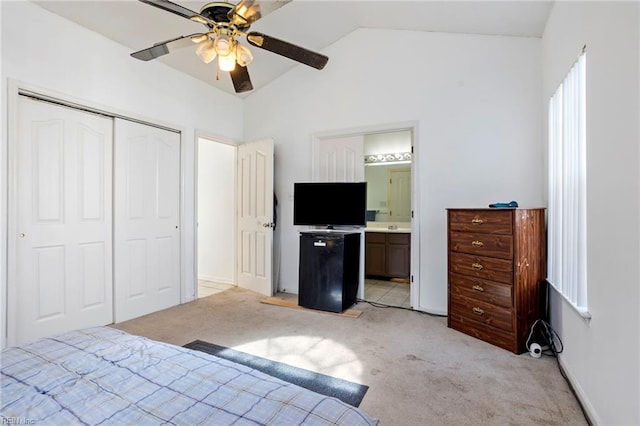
364,152,412,166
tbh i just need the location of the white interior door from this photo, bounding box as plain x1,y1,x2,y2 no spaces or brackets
237,139,274,296
11,96,113,345
114,119,181,322
388,167,411,222
314,135,364,182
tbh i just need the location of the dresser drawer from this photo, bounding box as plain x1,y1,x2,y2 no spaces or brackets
448,210,513,235
449,273,512,308
448,316,516,353
449,231,513,259
449,252,513,284
449,292,513,332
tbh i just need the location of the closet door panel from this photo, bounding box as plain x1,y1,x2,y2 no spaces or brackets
114,119,181,322
11,96,113,345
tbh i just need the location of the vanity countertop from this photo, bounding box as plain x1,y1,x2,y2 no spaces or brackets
365,222,411,233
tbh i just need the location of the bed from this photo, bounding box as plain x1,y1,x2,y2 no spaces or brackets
1,327,378,425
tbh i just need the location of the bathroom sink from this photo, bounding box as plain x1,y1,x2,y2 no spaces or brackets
365,222,411,233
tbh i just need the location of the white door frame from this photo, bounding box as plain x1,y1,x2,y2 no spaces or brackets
3,80,189,348
311,121,420,310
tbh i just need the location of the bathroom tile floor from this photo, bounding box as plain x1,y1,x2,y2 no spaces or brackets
364,278,411,309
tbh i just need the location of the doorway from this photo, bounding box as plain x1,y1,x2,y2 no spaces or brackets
363,130,413,308
196,137,275,299
196,136,236,298
312,123,418,309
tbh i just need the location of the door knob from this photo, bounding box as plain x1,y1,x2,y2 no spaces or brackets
19,233,25,238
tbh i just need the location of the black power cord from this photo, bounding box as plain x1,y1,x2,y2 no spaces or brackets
526,318,564,356
526,319,592,425
355,298,447,317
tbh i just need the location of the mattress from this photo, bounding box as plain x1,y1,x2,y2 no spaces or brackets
1,327,378,425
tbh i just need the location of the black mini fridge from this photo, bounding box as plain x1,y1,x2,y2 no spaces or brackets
298,231,361,313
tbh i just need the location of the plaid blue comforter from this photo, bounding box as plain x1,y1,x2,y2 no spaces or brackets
1,327,378,425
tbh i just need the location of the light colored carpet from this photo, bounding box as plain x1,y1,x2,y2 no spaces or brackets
111,287,586,426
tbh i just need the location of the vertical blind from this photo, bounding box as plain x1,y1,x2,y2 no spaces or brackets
547,52,588,312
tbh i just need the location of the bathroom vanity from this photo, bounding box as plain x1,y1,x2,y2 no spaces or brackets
365,223,411,279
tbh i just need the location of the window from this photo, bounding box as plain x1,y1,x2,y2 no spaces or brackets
547,51,589,315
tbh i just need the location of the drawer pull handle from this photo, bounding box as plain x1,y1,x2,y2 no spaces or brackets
472,284,485,292
471,218,483,224
471,240,484,247
471,262,483,270
472,307,485,315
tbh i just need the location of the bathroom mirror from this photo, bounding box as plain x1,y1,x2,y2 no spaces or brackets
364,131,412,223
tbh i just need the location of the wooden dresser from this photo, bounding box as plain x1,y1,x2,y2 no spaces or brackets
447,208,545,353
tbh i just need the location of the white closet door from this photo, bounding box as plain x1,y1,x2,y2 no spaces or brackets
12,96,113,345
114,119,181,322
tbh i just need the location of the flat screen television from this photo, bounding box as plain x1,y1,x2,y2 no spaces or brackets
293,182,367,227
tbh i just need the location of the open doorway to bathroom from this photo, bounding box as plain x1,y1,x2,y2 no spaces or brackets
363,130,413,308
196,136,237,298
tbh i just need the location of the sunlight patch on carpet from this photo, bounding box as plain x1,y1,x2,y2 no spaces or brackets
184,340,369,407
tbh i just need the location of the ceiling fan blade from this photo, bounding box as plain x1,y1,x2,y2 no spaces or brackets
138,0,209,24
228,0,291,26
246,32,328,70
230,65,254,93
131,34,204,61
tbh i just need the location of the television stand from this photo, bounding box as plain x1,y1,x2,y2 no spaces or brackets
298,231,360,313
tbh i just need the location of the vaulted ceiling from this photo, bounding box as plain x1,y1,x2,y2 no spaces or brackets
34,0,554,97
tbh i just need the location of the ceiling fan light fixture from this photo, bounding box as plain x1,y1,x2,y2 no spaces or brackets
196,38,217,64
213,34,232,56
218,50,237,72
236,42,253,67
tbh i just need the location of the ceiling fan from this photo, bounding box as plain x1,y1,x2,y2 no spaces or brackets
131,0,329,93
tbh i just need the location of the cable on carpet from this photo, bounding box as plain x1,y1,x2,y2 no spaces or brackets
355,298,447,317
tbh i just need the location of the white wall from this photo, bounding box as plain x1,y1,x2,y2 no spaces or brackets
542,2,640,424
0,1,243,347
197,138,235,284
244,28,544,312
364,130,411,155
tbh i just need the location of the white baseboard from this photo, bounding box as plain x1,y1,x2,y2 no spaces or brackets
557,354,599,425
